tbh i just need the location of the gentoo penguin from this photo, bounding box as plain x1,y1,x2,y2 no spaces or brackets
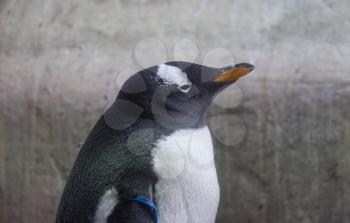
56,61,254,223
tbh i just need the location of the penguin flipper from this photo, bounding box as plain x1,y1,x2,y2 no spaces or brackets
106,170,157,223
106,197,153,223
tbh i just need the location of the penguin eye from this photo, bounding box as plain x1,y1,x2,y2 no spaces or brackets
179,84,191,92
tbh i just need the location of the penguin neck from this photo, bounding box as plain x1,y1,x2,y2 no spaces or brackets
116,92,207,133
127,116,207,139
79,114,207,159
100,117,206,148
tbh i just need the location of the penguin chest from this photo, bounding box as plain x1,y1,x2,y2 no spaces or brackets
152,127,220,223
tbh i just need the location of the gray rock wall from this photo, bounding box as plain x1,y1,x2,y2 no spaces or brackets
0,0,349,222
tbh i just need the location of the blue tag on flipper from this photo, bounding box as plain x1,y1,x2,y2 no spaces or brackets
129,195,158,223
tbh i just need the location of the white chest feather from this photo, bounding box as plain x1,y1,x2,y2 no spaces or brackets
152,127,220,223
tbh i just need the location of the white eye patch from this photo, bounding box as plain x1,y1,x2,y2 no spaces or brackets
157,64,192,92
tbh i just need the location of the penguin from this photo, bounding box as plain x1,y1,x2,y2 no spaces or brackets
55,61,254,223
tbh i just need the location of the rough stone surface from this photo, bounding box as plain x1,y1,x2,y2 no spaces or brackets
1,0,350,222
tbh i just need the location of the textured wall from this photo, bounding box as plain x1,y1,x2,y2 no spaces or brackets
1,0,350,222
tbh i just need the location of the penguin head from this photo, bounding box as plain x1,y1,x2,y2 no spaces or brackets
108,61,254,130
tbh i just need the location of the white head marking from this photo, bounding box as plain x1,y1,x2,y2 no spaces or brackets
157,64,192,92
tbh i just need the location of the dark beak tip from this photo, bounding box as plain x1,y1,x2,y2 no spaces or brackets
220,63,255,72
234,63,255,70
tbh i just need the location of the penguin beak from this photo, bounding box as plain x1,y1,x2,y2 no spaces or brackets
213,63,254,83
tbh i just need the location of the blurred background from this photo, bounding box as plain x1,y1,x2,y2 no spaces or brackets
1,0,350,222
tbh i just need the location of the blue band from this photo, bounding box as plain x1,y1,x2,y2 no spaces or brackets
129,195,158,223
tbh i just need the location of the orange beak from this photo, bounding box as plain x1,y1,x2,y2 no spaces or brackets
213,63,254,83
